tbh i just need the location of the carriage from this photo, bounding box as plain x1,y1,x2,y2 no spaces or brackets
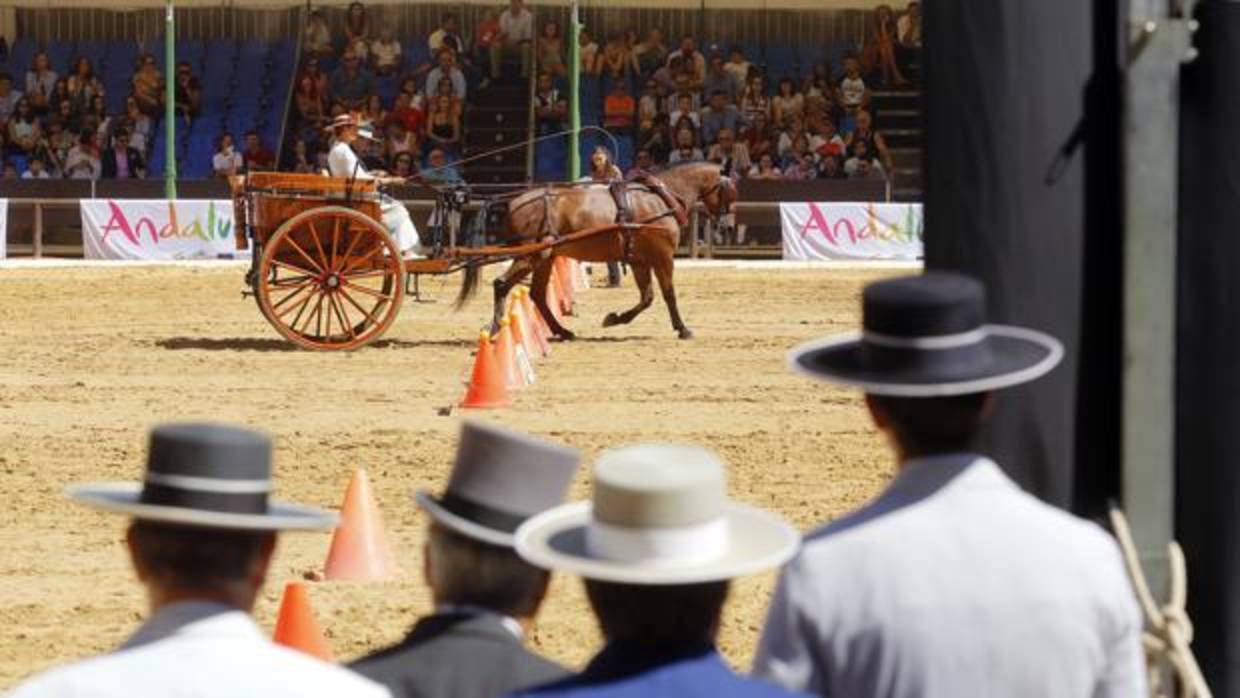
230,172,665,351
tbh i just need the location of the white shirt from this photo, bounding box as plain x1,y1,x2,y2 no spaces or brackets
8,602,391,698
213,149,243,176
839,75,867,107
499,8,534,42
753,455,1146,698
370,40,402,68
328,139,374,180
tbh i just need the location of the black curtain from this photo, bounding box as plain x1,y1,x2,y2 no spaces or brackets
922,0,1122,513
1177,1,1240,692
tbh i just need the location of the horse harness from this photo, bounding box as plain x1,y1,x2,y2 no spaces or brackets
609,173,690,262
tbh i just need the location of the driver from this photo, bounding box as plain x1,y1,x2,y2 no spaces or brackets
327,113,426,259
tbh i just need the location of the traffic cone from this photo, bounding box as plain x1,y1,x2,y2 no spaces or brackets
324,468,397,582
519,288,552,358
493,317,528,390
508,310,537,386
273,581,333,661
510,295,544,362
460,331,510,408
544,273,567,327
553,258,575,316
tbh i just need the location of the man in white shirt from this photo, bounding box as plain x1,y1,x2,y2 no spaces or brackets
370,27,403,76
428,13,464,56
7,422,390,698
425,49,468,101
212,133,243,178
326,113,424,259
492,0,534,80
753,272,1147,698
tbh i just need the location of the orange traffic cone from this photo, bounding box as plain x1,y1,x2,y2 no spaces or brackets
519,288,551,358
509,295,543,362
553,258,575,316
544,273,567,327
493,317,528,390
324,468,397,582
273,581,333,661
508,310,537,386
460,331,510,409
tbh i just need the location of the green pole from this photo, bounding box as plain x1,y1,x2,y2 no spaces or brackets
163,0,177,198
568,0,581,180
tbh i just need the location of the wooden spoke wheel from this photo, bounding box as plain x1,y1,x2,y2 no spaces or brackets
255,206,405,351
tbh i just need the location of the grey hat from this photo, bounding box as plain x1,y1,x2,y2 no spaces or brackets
515,444,800,585
68,423,337,531
415,420,581,548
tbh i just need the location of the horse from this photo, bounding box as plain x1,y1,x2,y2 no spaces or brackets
455,161,737,341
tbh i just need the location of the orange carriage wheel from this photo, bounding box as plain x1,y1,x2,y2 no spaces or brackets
256,206,405,351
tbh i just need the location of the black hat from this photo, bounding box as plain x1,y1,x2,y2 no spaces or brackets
788,272,1063,396
415,420,580,547
67,423,336,530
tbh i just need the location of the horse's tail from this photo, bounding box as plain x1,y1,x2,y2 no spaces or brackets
454,262,481,311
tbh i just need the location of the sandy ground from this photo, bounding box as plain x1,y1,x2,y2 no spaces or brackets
0,263,901,689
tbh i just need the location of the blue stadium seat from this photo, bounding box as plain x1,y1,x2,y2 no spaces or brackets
76,41,108,68
44,41,74,75
239,40,268,67
177,40,206,68
104,41,139,73
405,37,430,71
765,44,799,80
4,38,36,75
798,44,830,69
615,135,635,171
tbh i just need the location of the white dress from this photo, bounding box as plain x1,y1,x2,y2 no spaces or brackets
327,139,420,253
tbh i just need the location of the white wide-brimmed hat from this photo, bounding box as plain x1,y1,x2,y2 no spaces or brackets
68,423,337,531
515,444,800,585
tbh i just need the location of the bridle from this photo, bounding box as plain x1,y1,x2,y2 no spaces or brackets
700,173,738,225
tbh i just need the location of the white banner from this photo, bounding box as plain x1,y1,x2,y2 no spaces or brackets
781,202,923,261
81,199,244,261
0,199,7,260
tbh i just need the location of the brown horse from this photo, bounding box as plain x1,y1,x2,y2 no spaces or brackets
456,161,737,340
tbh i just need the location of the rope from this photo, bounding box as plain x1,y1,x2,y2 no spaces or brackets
416,125,619,181
1108,505,1212,698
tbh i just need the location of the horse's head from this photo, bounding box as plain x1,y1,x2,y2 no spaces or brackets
699,161,738,224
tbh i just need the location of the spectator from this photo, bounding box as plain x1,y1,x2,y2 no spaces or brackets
669,92,699,132
0,73,22,123
428,13,464,57
651,54,681,92
847,109,893,173
509,444,803,698
600,32,630,79
241,131,274,171
749,152,782,180
665,71,699,115
100,129,144,179
577,29,600,75
537,21,566,77
390,149,416,178
362,94,387,127
812,118,846,160
637,113,671,165
862,4,909,87
288,138,317,173
122,97,152,155
63,129,100,180
345,1,370,45
586,145,622,182
25,52,57,114
474,10,502,86
425,94,461,156
699,90,740,146
425,49,466,101
803,61,833,100
388,92,425,137
739,74,771,127
724,46,752,86
637,79,662,129
300,57,330,98
703,53,739,105
742,113,775,162
212,133,243,178
43,121,72,174
668,127,703,164
67,57,103,115
836,55,872,122
384,120,418,158
295,71,328,126
355,135,386,171
782,152,817,180
627,148,654,176
173,61,201,124
303,10,334,59
632,28,667,77
756,273,1146,697
7,98,39,155
421,147,462,185
771,77,804,128
602,81,635,133
370,27,403,76
777,116,806,159
897,2,922,62
534,72,566,135
433,76,464,121
492,0,534,81
843,139,886,180
330,50,376,110
21,154,50,179
6,424,391,697
131,54,163,117
817,153,845,179
1,160,15,179
350,422,579,698
707,128,751,173
86,95,111,142
666,35,705,87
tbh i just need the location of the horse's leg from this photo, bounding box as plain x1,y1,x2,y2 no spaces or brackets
491,258,532,334
602,262,653,327
532,257,575,340
651,246,692,340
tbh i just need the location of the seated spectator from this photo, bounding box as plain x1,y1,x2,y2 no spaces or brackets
351,422,577,697
772,77,805,128
6,424,389,697
363,94,387,128
43,121,72,174
22,154,51,178
862,3,909,87
897,2,922,70
586,145,622,182
780,131,812,170
534,72,567,135
125,97,153,154
390,149,417,179
724,46,752,86
783,152,818,180
665,71,699,115
818,153,845,179
242,131,274,171
295,71,328,126
703,53,739,105
666,35,705,87
384,120,418,158
632,28,668,77
303,10,334,58
707,128,751,173
668,127,703,164
537,21,566,77
212,133,243,178
474,9,501,85
67,57,103,115
288,138,317,173
7,98,40,155
345,1,370,46
388,92,426,137
812,118,847,160
637,79,662,130
739,75,770,127
509,444,803,698
429,13,465,57
626,148,654,176
301,57,330,98
602,81,635,133
491,0,534,80
577,28,600,75
803,61,833,100
173,61,201,124
600,32,630,79
669,93,699,133
421,147,462,184
700,90,741,146
424,95,461,156
330,50,376,110
425,49,466,101
844,138,887,180
0,73,23,123
100,129,145,179
85,95,111,142
370,27,403,76
1,160,15,179
836,55,872,119
432,76,463,120
777,116,807,160
749,152,782,179
356,135,386,171
63,129,101,180
131,54,163,117
651,54,682,92
637,113,672,165
25,52,57,115
847,108,894,173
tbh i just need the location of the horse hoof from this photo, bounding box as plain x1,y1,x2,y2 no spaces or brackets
602,312,621,328
678,328,694,340
555,331,577,342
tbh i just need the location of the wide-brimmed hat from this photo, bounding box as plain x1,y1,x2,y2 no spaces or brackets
68,423,337,531
515,444,799,585
788,272,1063,397
415,420,581,548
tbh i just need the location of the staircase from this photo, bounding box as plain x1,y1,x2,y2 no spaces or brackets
871,89,923,202
463,78,531,184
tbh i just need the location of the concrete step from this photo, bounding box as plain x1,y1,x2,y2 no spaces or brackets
465,106,528,129
882,128,922,148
